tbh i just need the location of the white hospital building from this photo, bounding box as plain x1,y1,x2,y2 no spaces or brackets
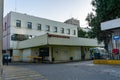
3,12,103,63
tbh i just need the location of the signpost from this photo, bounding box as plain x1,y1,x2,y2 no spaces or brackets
113,35,120,48
0,0,3,79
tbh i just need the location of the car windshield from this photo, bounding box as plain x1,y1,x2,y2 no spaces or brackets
99,49,106,54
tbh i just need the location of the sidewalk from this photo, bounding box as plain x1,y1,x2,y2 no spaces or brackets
3,65,48,80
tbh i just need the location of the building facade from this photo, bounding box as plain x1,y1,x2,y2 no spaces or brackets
3,12,103,63
64,18,80,30
12,34,103,62
3,12,77,54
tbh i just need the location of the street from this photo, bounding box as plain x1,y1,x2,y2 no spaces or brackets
3,61,120,80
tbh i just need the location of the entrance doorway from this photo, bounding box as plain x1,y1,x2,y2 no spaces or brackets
39,47,49,63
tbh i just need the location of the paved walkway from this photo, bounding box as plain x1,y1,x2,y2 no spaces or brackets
3,65,48,80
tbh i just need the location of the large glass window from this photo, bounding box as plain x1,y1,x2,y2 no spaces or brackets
46,25,50,31
11,34,29,41
16,20,21,27
27,22,32,29
37,24,41,30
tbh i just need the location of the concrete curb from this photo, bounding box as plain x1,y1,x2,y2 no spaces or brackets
93,60,120,65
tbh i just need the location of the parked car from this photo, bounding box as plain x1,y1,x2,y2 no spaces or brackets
89,47,108,59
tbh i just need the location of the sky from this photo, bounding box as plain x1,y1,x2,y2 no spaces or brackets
4,0,93,27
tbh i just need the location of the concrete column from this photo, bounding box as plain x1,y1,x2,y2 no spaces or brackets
48,46,52,62
0,0,3,79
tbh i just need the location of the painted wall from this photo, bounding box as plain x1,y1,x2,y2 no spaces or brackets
10,12,78,37
72,47,81,60
18,34,48,49
3,11,78,51
12,46,94,62
3,13,11,50
31,48,39,57
12,48,40,62
31,48,40,61
52,46,81,62
22,49,32,62
12,50,23,61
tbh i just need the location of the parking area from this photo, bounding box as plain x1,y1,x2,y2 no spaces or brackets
3,61,120,80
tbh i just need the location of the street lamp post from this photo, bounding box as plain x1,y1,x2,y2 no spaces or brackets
0,0,3,79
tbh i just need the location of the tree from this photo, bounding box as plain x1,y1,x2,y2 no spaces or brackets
87,30,96,38
78,29,86,38
86,0,120,51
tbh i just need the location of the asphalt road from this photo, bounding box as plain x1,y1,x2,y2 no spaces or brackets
3,61,120,80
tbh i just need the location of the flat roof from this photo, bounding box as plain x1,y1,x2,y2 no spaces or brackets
101,18,120,30
17,34,104,49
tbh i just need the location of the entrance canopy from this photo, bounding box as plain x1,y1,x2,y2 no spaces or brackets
17,34,104,49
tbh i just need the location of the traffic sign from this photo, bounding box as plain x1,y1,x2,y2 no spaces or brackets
113,35,120,40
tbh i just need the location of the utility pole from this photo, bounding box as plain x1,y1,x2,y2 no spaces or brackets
0,0,3,79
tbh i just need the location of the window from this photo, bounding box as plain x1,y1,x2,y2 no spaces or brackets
37,24,41,30
46,25,50,31
67,29,70,34
11,34,29,41
16,20,21,27
5,22,7,31
73,30,76,35
54,26,57,32
27,22,32,29
60,28,64,33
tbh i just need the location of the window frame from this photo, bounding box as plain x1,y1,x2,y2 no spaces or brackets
73,30,76,35
60,28,64,33
67,29,70,34
46,25,50,31
54,26,57,32
27,22,32,29
16,20,21,27
37,24,41,30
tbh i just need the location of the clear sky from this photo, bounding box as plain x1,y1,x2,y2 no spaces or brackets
4,0,92,27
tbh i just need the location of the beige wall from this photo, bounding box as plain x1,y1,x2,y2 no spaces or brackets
10,12,78,37
22,49,32,62
31,48,39,57
18,34,48,49
12,46,95,62
52,46,81,62
12,50,23,61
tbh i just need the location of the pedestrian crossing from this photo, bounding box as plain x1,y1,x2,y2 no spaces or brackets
3,66,48,80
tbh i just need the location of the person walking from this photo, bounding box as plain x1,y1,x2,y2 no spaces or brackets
3,55,8,65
